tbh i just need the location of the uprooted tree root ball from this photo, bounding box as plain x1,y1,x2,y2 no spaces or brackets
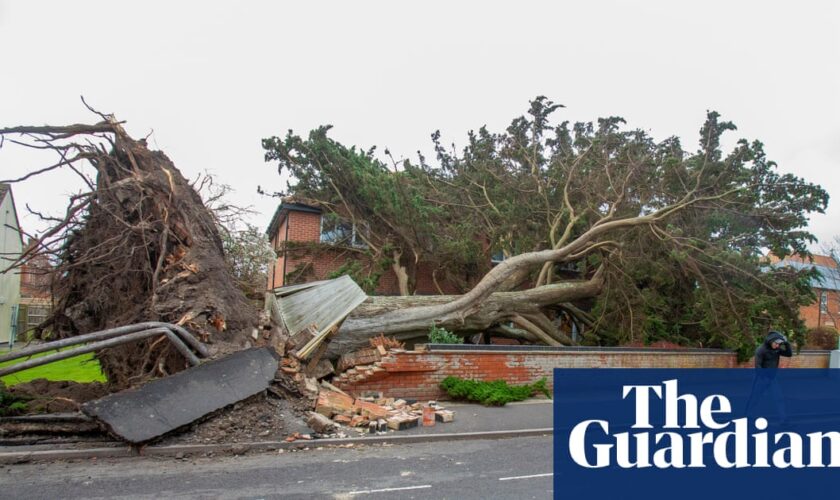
1,116,259,388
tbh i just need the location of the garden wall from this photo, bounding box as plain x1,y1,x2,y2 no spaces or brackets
333,346,832,400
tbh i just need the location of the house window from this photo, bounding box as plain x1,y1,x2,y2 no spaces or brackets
27,305,49,329
820,291,828,313
320,217,367,247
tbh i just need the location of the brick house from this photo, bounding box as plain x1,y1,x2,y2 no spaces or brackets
265,201,460,295
769,254,840,329
17,238,54,337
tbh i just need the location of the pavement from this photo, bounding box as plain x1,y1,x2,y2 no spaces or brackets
0,398,553,463
386,398,552,436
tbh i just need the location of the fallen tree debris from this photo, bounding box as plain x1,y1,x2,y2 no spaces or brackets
0,116,259,387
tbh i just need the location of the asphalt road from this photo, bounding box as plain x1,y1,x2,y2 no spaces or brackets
0,435,553,499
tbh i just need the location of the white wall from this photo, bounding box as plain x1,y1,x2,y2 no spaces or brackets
0,192,22,344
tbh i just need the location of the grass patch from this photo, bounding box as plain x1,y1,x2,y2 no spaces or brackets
440,376,551,406
0,349,107,386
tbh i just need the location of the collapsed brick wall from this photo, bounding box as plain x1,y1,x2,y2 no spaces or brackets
333,349,832,400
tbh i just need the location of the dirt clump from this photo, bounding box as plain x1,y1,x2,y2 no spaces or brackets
161,392,310,445
8,380,110,413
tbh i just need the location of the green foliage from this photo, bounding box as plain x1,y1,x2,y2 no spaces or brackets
428,324,461,344
262,126,490,294
440,376,551,406
327,258,385,294
264,97,828,356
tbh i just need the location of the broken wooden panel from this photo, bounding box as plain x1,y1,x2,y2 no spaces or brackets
264,292,284,326
273,279,334,297
288,326,317,350
275,275,367,337
81,348,279,444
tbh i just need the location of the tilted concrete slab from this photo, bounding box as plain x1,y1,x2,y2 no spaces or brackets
82,348,279,444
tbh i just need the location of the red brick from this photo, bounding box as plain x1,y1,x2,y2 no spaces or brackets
337,349,830,400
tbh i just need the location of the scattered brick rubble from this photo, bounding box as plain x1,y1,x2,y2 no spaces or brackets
276,338,455,442
301,388,455,439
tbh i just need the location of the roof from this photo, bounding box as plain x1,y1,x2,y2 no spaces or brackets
0,184,24,249
265,201,322,239
770,259,840,292
768,252,836,268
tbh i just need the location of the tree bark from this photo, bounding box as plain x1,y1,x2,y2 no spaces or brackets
391,249,410,296
326,273,603,356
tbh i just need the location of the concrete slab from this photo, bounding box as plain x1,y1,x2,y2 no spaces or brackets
82,348,279,444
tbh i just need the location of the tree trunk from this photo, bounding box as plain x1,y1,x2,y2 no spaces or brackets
326,273,602,356
391,249,410,296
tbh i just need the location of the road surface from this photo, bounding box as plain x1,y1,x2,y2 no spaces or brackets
1,435,553,499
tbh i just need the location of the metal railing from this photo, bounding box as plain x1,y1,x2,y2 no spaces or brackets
0,322,209,378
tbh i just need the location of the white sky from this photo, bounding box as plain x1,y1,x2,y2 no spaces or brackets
1,0,838,249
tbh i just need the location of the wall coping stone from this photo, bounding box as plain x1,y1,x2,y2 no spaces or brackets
423,344,831,356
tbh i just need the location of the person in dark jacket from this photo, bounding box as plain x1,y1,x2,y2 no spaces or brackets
745,331,791,423
754,330,793,369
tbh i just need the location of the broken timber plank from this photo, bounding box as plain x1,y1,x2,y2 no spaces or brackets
81,348,279,444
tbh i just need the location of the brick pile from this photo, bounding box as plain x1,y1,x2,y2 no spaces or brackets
306,387,455,436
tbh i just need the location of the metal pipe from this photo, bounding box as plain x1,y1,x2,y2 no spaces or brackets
0,322,209,364
0,323,162,364
165,323,210,358
163,329,201,366
0,328,173,378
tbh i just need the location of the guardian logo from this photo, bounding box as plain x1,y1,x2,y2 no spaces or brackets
553,369,840,500
569,379,839,469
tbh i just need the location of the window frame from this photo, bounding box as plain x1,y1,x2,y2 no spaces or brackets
819,290,829,313
319,216,368,248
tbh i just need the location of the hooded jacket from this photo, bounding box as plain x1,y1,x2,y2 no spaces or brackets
754,331,792,369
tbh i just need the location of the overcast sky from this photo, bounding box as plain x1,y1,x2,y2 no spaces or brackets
1,0,838,249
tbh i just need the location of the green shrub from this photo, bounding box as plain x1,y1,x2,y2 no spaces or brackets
428,324,461,344
804,326,839,350
440,376,551,406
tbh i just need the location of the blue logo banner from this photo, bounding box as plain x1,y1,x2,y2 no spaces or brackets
553,368,840,499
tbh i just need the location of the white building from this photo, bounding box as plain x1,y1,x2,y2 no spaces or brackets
0,184,22,345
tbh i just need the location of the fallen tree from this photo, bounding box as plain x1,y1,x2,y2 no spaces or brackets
1,110,258,387
266,97,827,358
327,270,603,356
